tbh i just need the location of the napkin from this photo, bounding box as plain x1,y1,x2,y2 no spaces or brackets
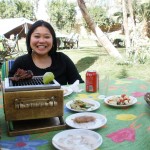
69,80,83,93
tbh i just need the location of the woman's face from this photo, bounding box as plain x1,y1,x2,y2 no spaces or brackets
30,26,53,55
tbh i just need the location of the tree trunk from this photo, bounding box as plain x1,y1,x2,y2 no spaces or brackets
77,0,122,59
141,19,149,38
122,0,131,53
128,0,136,29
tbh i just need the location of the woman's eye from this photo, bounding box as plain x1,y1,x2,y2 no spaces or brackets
33,35,51,39
34,36,40,38
45,36,51,39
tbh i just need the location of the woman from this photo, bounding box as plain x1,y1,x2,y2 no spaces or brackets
9,20,84,85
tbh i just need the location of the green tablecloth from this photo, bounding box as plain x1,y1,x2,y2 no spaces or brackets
0,78,150,150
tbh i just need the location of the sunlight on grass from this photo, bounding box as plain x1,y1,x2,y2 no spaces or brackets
62,43,150,82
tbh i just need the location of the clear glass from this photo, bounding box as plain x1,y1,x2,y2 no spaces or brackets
98,74,109,99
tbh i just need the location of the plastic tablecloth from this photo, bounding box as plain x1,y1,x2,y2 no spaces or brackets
0,78,150,150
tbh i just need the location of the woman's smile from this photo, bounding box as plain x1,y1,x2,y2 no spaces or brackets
37,45,47,50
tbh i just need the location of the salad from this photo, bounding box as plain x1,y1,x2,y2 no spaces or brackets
70,100,94,110
107,94,132,105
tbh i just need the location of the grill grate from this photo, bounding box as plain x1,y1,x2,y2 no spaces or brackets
11,77,48,86
4,76,60,92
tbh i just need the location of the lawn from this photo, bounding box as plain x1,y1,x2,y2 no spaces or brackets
60,38,150,82
0,37,150,82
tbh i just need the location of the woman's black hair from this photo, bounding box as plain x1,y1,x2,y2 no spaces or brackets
26,20,57,55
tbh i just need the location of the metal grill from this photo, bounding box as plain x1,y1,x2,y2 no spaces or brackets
4,76,60,92
11,77,48,86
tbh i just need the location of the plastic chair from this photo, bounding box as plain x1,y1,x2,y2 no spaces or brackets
64,33,79,49
1,59,14,81
2,34,19,56
63,33,75,49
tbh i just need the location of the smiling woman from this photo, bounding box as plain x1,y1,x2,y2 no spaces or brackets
8,20,84,85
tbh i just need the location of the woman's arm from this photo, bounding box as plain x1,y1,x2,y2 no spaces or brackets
62,53,84,84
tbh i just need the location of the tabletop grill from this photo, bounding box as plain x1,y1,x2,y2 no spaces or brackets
2,76,66,136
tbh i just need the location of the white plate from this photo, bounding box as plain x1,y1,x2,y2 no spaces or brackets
65,112,107,130
66,99,100,112
52,129,103,150
61,86,73,97
104,95,137,107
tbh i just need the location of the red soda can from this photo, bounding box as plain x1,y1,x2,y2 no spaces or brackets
86,70,99,92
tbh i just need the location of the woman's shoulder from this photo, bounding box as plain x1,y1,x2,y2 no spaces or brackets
15,54,31,61
55,52,66,56
53,52,75,67
54,52,70,59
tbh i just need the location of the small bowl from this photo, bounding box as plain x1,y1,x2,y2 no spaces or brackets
144,93,150,106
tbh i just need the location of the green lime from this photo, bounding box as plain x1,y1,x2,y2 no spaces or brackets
43,72,55,84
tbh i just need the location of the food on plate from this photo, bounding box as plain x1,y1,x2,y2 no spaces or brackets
73,116,96,123
43,72,54,84
10,68,33,81
53,130,102,150
70,100,94,110
107,94,132,105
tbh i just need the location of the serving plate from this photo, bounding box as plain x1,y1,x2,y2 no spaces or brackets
104,95,137,107
52,129,103,150
65,112,107,130
61,86,73,97
66,99,100,112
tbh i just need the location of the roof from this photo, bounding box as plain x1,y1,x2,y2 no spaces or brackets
0,17,34,38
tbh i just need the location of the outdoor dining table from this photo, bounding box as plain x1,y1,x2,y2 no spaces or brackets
0,77,150,150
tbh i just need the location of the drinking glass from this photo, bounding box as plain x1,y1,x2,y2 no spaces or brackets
98,74,109,99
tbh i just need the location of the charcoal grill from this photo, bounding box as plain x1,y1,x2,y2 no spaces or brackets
2,76,66,136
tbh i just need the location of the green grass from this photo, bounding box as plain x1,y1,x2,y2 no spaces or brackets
60,40,150,82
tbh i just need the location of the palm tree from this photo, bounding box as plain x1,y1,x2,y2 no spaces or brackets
77,0,122,59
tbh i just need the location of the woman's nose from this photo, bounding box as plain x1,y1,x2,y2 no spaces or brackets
39,37,45,42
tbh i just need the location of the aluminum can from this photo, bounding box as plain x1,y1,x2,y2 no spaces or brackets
86,70,99,92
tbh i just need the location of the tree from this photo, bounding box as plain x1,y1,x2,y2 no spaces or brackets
14,0,35,20
77,0,122,59
122,0,131,53
133,1,150,37
128,0,136,29
47,0,76,31
0,0,35,20
0,0,16,18
121,0,150,63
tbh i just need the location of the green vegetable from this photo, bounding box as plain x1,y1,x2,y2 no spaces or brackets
43,72,55,84
70,100,93,110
